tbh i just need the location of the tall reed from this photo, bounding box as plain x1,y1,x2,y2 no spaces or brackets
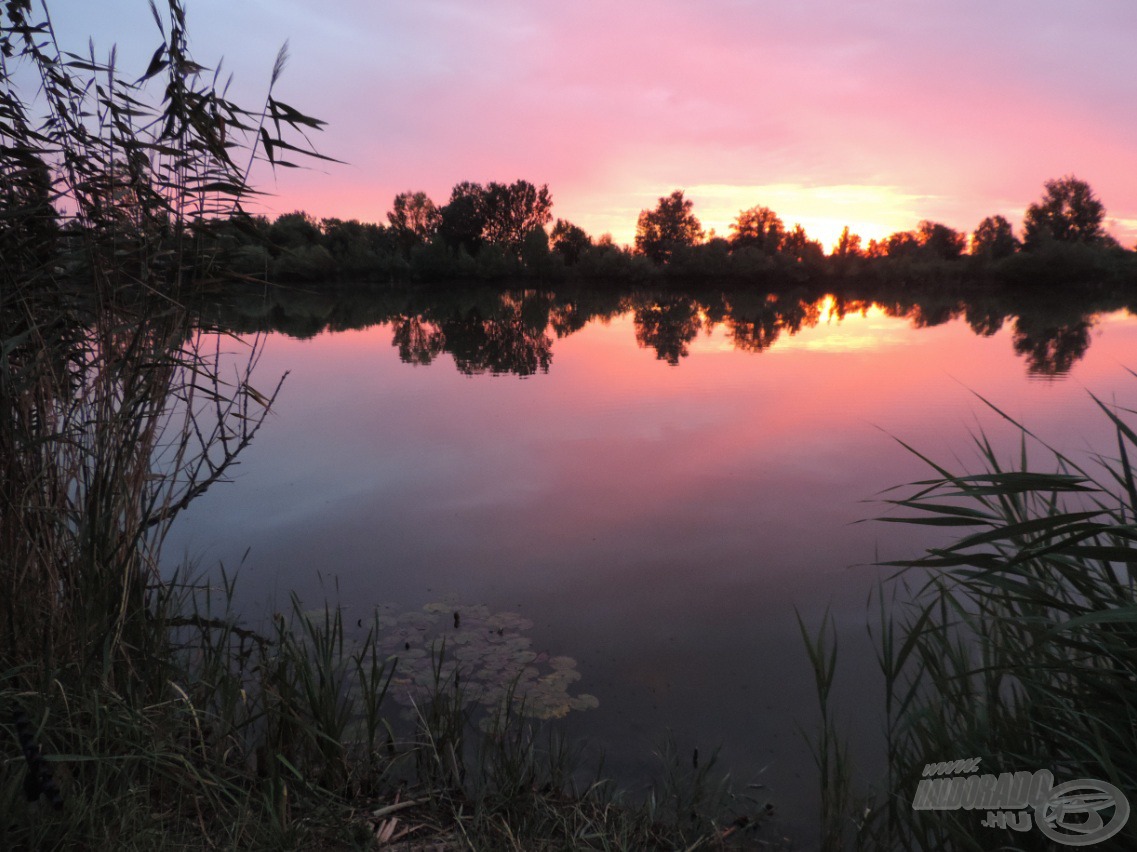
1,0,328,677
818,391,1137,850
0,2,359,846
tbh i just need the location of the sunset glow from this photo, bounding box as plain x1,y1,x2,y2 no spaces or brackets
52,0,1137,249
14,4,1137,846
685,184,933,252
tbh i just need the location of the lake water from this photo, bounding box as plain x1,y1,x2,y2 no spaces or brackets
168,284,1137,839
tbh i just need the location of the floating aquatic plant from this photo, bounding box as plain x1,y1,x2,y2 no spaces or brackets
374,602,598,722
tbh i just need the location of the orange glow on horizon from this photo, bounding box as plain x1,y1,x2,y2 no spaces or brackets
685,183,936,252
254,175,1137,256
250,180,947,253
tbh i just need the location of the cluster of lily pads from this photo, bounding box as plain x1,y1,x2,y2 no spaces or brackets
374,602,598,721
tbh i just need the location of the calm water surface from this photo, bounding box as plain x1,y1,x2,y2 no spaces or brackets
167,290,1137,837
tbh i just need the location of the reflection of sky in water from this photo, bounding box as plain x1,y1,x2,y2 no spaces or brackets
164,305,1137,838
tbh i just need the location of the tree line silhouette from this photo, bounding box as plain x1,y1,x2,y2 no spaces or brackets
92,174,1131,288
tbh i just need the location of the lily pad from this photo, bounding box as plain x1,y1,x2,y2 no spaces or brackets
371,601,598,720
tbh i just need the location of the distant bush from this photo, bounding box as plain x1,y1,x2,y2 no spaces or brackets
995,240,1127,287
273,244,337,281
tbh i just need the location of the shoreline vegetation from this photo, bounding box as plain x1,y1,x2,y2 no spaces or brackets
43,175,1137,292
4,2,1136,849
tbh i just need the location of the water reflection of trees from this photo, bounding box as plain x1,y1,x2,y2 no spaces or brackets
204,281,1125,378
391,293,554,373
632,295,702,364
717,291,829,354
439,308,553,376
727,309,782,354
391,316,445,365
964,303,1005,336
1011,317,1093,377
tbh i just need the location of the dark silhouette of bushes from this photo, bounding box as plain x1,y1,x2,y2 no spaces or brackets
178,175,1134,290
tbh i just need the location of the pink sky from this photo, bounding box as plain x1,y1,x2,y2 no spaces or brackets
54,0,1137,249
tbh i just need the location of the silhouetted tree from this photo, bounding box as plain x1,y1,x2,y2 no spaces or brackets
864,238,888,259
635,190,703,263
1022,176,1106,248
321,218,396,273
831,226,863,259
387,191,441,252
729,205,784,254
550,219,591,265
481,180,553,254
438,181,488,255
971,215,1018,259
884,231,920,259
683,237,731,276
265,211,331,280
409,237,476,280
269,211,321,249
520,227,555,276
781,224,824,264
916,220,965,259
274,247,336,281
231,213,273,245
434,180,553,257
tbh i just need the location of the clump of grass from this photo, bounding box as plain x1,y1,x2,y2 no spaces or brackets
371,641,775,850
0,583,400,849
820,388,1137,850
